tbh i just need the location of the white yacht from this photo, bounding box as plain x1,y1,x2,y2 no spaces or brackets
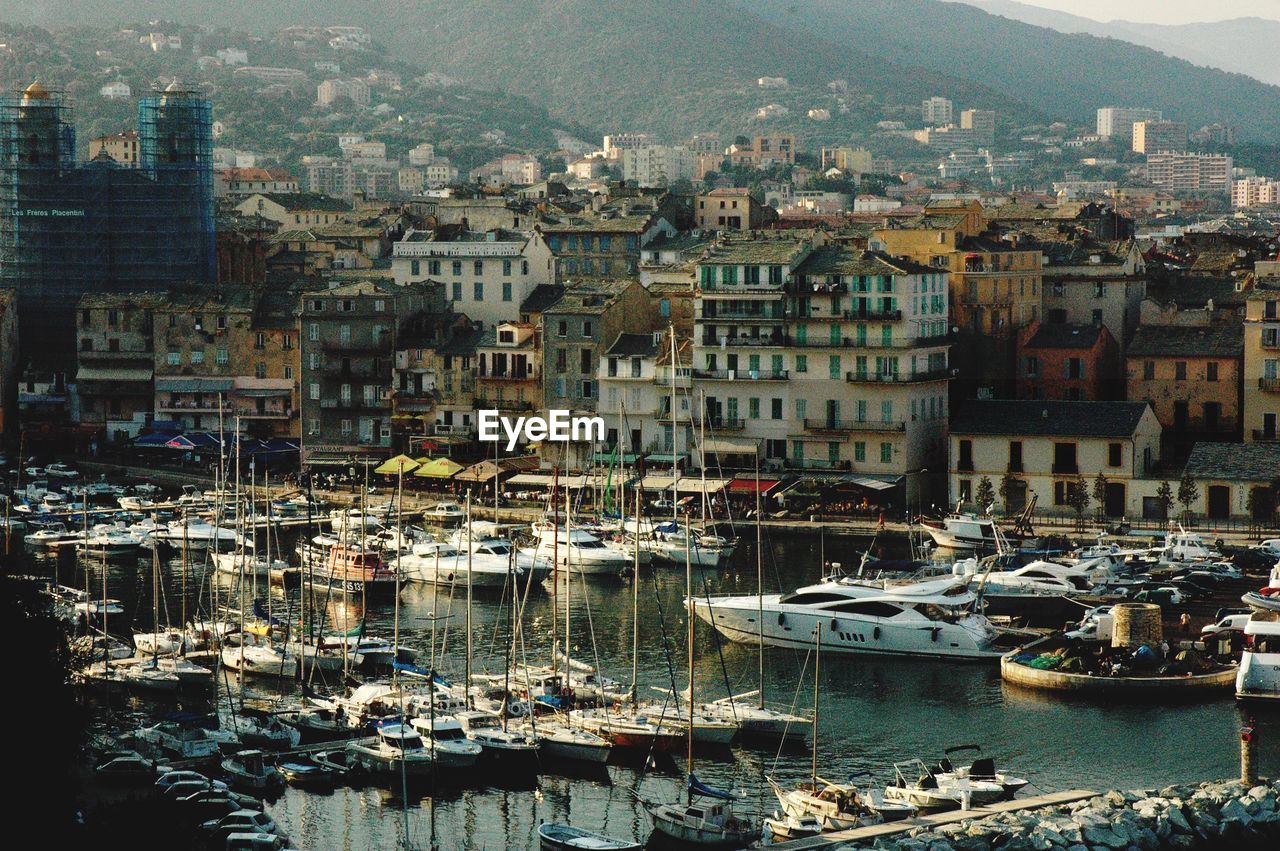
329,506,390,532
221,631,298,678
151,520,238,550
1153,529,1220,566
696,577,1008,660
25,523,75,547
455,710,540,759
623,517,732,568
399,540,523,588
920,512,1001,553
75,523,143,557
136,720,222,760
883,759,1005,811
407,716,483,768
1237,613,1280,701
422,501,466,523
1242,561,1280,613
346,723,438,776
524,525,630,576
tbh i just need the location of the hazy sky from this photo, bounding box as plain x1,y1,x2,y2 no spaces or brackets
1003,0,1280,23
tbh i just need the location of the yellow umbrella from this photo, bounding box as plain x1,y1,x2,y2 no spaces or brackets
374,454,421,475
413,456,436,466
413,457,464,478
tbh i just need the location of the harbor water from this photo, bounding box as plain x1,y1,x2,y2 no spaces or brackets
44,527,1280,849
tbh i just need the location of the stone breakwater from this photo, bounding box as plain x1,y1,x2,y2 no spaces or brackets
849,779,1280,850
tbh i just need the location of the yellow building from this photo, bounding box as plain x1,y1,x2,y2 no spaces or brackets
874,201,1043,397
88,131,140,166
1243,272,1280,442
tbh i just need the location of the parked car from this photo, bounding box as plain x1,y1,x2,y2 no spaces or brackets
162,778,230,802
94,750,160,783
156,770,224,793
1132,586,1185,606
1200,613,1252,636
199,810,278,841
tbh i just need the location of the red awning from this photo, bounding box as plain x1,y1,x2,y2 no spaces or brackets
727,478,781,494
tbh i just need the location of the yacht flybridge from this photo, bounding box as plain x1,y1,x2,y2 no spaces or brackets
695,576,1012,660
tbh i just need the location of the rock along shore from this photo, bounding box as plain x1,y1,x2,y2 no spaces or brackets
847,778,1280,851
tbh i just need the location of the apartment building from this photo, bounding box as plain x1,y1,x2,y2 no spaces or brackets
1126,324,1243,449
1243,276,1280,443
1096,107,1162,140
922,97,954,126
1132,120,1187,154
1016,321,1120,402
391,227,555,327
1146,153,1233,193
693,188,772,230
620,145,695,187
1233,177,1280,209
75,292,167,441
1039,238,1147,348
959,109,995,146
725,135,795,168
691,237,950,498
299,280,445,466
475,321,542,415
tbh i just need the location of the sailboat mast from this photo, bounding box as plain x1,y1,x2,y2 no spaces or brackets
631,486,640,706
756,455,764,709
563,475,571,688
465,491,473,708
812,622,821,789
550,466,558,675
236,415,245,678
670,326,679,526
685,513,694,807
393,464,405,687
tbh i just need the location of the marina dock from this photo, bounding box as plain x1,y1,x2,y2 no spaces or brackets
765,789,1099,848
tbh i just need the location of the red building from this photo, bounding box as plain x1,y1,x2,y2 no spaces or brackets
1016,320,1120,401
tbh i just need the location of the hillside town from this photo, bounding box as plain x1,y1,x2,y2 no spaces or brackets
3,63,1280,528
9,8,1280,851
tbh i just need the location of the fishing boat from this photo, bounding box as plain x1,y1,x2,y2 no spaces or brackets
346,723,438,776
696,576,1011,660
300,540,404,599
1236,612,1280,701
221,750,285,792
537,823,641,851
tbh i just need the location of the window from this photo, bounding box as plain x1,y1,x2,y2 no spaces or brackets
339,325,351,345
307,419,319,436
309,323,319,342
957,439,973,471
452,282,462,302
107,309,119,327
580,380,595,398
795,354,807,373
216,348,228,365
795,399,806,420
503,259,512,276
580,349,592,374
557,321,568,337
854,441,866,462
771,398,782,420
1175,361,1187,380
309,382,320,400
452,260,462,276
1206,362,1219,382
255,332,266,349
309,299,324,312
958,479,971,502
473,282,483,301
340,419,352,436
411,259,420,277
80,338,93,352
309,353,320,370
1065,357,1083,380
880,442,892,463
1053,442,1078,474
749,398,760,419
190,350,204,365
828,355,841,380
1025,356,1038,378
659,298,670,318
255,362,267,379
284,366,293,380
1144,360,1154,380
1008,441,1022,472
502,282,512,302
1108,442,1122,467
583,321,592,338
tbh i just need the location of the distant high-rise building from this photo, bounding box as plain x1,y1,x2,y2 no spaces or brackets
316,78,370,108
0,81,215,370
1132,120,1187,154
1146,152,1233,193
1096,106,1162,140
960,109,996,146
1233,176,1280,208
922,97,953,126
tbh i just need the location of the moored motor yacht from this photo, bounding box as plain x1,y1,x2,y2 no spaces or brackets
455,710,540,760
399,540,522,589
524,524,630,576
422,501,466,524
346,723,437,776
696,576,1013,660
646,779,757,847
883,759,1005,811
1236,611,1280,701
406,715,483,768
920,511,1002,553
221,749,285,792
1242,561,1280,613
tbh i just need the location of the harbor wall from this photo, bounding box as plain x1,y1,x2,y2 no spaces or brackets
846,778,1280,850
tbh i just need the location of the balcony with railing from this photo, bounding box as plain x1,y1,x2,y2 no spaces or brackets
79,348,154,362
700,331,788,347
845,367,950,384
474,397,536,412
793,307,903,322
321,337,390,353
786,458,852,471
692,416,745,431
694,369,789,381
698,306,788,322
1259,377,1280,392
803,418,906,433
319,398,389,412
434,423,474,436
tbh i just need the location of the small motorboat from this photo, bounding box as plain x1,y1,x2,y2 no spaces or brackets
346,723,437,776
407,715,483,769
422,501,466,523
537,822,641,851
24,523,75,547
883,759,1005,812
456,710,540,760
526,719,612,764
763,810,823,840
278,756,336,788
647,793,757,848
220,749,285,792
933,745,1029,800
311,748,363,777
45,462,80,480
231,712,301,750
